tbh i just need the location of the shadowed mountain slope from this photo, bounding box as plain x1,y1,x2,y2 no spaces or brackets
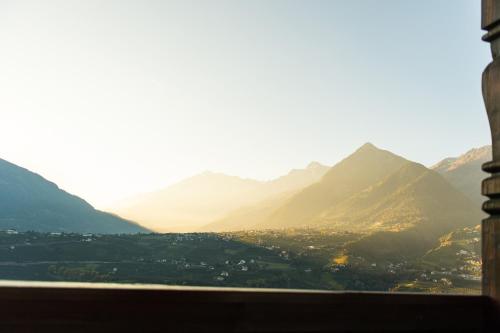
262,143,409,229
312,162,481,235
0,158,146,234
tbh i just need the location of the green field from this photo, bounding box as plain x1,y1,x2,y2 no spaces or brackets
0,228,481,293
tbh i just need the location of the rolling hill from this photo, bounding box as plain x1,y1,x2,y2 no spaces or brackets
0,158,147,234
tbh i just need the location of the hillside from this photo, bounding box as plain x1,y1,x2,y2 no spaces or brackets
432,145,491,207
316,160,482,264
111,172,262,232
313,162,481,235
0,158,146,234
200,191,294,232
421,225,481,270
262,143,410,229
112,163,329,232
204,143,482,237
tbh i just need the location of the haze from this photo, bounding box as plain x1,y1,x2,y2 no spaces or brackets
0,0,490,208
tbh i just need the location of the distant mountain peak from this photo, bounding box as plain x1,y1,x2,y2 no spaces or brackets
306,161,325,170
451,145,491,170
189,171,259,184
344,143,404,165
432,145,492,206
199,170,223,177
357,142,378,152
431,145,491,172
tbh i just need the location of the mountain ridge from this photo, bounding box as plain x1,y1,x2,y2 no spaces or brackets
0,158,147,234
431,145,491,206
262,143,410,229
203,143,481,238
111,162,330,232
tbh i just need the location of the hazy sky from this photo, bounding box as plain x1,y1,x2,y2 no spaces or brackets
0,0,491,208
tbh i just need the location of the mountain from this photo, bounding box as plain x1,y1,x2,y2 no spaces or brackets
262,143,409,229
251,143,481,236
111,172,262,232
203,143,483,264
431,145,491,207
333,164,482,262
200,191,294,232
112,163,329,232
311,162,480,235
256,162,330,198
200,162,330,232
0,158,147,234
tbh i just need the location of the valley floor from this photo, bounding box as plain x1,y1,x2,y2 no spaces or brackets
0,229,481,294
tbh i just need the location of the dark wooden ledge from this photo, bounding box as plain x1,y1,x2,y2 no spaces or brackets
0,281,498,332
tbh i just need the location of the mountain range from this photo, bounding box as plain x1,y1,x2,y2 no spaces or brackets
0,143,489,236
0,158,147,234
202,143,483,238
112,162,329,232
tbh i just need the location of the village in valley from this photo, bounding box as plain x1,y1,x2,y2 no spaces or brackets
0,227,481,294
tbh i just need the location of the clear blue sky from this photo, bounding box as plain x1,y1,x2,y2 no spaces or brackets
0,0,491,207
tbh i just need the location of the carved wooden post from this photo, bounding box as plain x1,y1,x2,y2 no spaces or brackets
482,0,500,300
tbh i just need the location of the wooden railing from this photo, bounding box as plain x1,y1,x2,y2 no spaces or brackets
0,281,497,332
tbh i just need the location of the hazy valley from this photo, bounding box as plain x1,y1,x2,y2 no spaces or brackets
0,143,490,292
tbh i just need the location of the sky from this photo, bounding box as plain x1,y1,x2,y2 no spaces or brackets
0,0,492,208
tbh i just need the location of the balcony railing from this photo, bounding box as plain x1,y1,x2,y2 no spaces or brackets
0,280,497,332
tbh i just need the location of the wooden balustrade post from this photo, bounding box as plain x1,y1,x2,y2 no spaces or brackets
482,0,500,300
